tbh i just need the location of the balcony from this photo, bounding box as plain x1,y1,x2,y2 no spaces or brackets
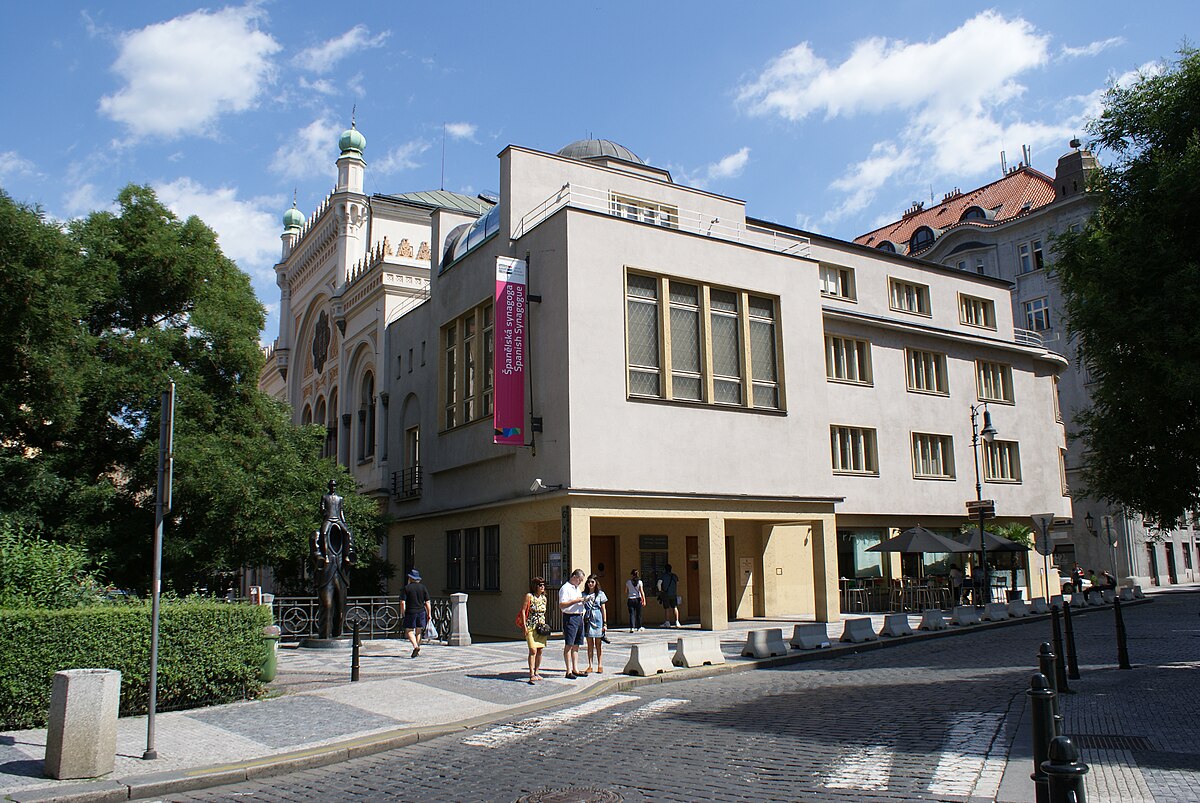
391,465,422,500
513,183,810,259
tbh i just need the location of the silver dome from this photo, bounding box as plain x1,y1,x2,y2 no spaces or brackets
557,139,644,165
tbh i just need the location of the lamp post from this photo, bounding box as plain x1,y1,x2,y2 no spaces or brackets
1102,515,1118,582
970,403,998,603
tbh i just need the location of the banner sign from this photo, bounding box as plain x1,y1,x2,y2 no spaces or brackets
493,256,527,445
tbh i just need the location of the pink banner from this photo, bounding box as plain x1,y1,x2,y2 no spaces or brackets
493,257,527,445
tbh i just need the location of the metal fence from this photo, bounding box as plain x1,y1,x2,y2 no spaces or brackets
271,595,452,644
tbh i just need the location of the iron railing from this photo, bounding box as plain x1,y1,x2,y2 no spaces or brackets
391,465,422,499
1013,327,1044,348
271,595,452,643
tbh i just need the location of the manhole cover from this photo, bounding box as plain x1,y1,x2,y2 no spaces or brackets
1073,734,1154,751
517,787,623,803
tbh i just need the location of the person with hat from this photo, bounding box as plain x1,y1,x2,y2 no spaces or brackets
401,568,432,657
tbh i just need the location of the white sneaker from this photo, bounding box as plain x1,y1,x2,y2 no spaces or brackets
659,622,673,628
674,621,682,628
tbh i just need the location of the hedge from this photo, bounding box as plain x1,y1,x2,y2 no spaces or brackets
0,601,273,730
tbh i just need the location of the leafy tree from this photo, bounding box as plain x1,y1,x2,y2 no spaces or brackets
1053,48,1200,528
0,519,107,609
0,185,386,591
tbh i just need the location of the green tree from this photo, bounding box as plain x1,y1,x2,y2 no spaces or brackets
1053,48,1200,528
0,185,386,591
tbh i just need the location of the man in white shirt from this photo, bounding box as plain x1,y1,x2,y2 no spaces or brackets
558,569,586,679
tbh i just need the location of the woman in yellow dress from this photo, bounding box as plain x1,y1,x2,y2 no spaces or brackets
519,577,549,684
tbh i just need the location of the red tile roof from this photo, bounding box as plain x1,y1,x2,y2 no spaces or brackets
855,166,1057,255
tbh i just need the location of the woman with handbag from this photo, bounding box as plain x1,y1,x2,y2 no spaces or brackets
517,576,550,684
582,574,608,674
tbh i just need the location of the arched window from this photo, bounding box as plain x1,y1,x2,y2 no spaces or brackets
359,372,376,460
909,227,935,251
315,397,329,458
876,240,896,253
327,387,339,462
960,206,986,221
301,405,313,425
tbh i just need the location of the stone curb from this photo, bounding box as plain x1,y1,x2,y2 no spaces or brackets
6,597,1152,803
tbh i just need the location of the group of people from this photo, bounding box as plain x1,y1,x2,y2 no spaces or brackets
1071,564,1118,590
516,565,683,685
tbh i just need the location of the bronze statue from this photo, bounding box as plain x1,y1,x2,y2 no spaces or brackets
311,480,356,639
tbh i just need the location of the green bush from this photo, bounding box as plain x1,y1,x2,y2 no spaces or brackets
0,600,272,730
0,519,106,608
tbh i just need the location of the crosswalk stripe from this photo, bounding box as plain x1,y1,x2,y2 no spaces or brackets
824,744,893,790
461,694,640,748
927,712,1005,795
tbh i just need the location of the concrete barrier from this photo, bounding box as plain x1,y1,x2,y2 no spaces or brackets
673,635,726,668
879,613,913,637
1069,593,1088,608
919,609,949,631
789,623,832,650
45,668,121,780
1085,590,1104,607
1132,585,1145,599
981,603,1010,622
741,628,789,658
1100,589,1115,604
1119,587,1135,601
1007,599,1030,618
623,643,676,677
1050,595,1064,609
840,617,878,643
951,606,981,626
1029,597,1050,614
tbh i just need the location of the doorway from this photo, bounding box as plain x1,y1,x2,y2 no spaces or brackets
1147,543,1160,585
590,535,618,622
685,536,700,622
1165,542,1178,584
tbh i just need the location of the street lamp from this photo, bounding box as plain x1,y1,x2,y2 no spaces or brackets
970,403,998,603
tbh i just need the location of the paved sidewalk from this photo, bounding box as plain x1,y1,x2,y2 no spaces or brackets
0,587,1192,802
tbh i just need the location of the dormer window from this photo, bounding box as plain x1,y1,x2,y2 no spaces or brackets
909,227,935,251
960,206,986,221
876,240,896,253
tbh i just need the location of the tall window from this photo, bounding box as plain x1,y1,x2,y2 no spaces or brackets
1024,297,1051,331
912,433,955,479
830,426,878,475
484,525,500,591
984,440,1022,482
889,278,931,316
625,272,782,410
464,528,481,590
1059,449,1070,496
819,264,856,300
959,294,996,329
442,301,495,430
825,335,872,384
448,526,499,590
1019,239,1045,273
358,372,375,460
905,348,948,394
402,535,415,581
446,530,462,589
977,361,1014,403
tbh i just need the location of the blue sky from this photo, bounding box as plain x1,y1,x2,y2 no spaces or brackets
0,2,1188,342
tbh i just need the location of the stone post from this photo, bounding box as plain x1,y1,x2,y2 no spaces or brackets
44,669,121,780
448,592,472,646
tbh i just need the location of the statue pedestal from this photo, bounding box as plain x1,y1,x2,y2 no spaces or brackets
299,637,352,650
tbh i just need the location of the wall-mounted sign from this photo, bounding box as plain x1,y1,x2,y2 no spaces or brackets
493,257,527,446
639,535,668,551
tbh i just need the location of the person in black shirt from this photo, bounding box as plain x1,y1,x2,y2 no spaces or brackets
401,569,432,657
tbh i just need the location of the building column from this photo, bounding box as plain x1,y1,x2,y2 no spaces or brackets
810,515,839,623
563,506,591,579
700,517,728,631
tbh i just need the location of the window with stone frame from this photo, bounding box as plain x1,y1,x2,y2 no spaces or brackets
441,301,495,430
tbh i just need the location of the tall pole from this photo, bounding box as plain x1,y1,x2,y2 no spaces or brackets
971,404,990,603
144,381,174,761
1103,515,1118,582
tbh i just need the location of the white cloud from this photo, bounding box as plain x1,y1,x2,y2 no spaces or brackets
154,177,281,276
0,151,36,180
298,77,338,96
99,5,280,139
822,142,912,225
293,25,389,74
270,116,342,180
375,140,431,174
63,183,110,217
1060,37,1124,59
707,147,750,181
444,122,477,141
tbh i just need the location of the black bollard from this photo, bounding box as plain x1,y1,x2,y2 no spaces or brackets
1043,735,1089,802
1038,642,1063,735
1113,596,1132,670
351,622,361,682
1051,607,1072,693
1028,673,1057,803
1062,601,1081,680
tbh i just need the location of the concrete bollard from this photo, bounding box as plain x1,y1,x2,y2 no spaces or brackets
982,602,1011,622
840,617,878,643
1086,590,1104,607
672,635,725,668
1029,597,1051,614
623,643,675,676
741,628,788,658
1100,589,1115,604
1062,601,1081,680
1042,736,1089,802
1049,594,1064,609
45,669,122,780
1038,643,1063,735
951,605,981,626
880,613,913,637
1132,584,1145,599
919,609,949,631
1069,592,1088,609
1028,673,1057,803
448,592,472,646
790,623,832,650
1119,587,1135,602
1008,599,1031,618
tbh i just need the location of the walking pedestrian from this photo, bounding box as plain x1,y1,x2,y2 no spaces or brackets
582,575,608,674
656,564,681,628
949,564,965,605
626,569,645,632
517,577,549,684
558,568,586,679
400,569,431,658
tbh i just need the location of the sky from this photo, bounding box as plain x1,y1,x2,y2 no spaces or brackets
0,2,1189,344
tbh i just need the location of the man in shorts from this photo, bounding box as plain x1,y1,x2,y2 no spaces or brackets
657,564,681,628
400,569,431,657
558,569,586,678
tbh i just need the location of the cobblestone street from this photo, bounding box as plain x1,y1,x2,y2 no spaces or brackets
163,591,1200,802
